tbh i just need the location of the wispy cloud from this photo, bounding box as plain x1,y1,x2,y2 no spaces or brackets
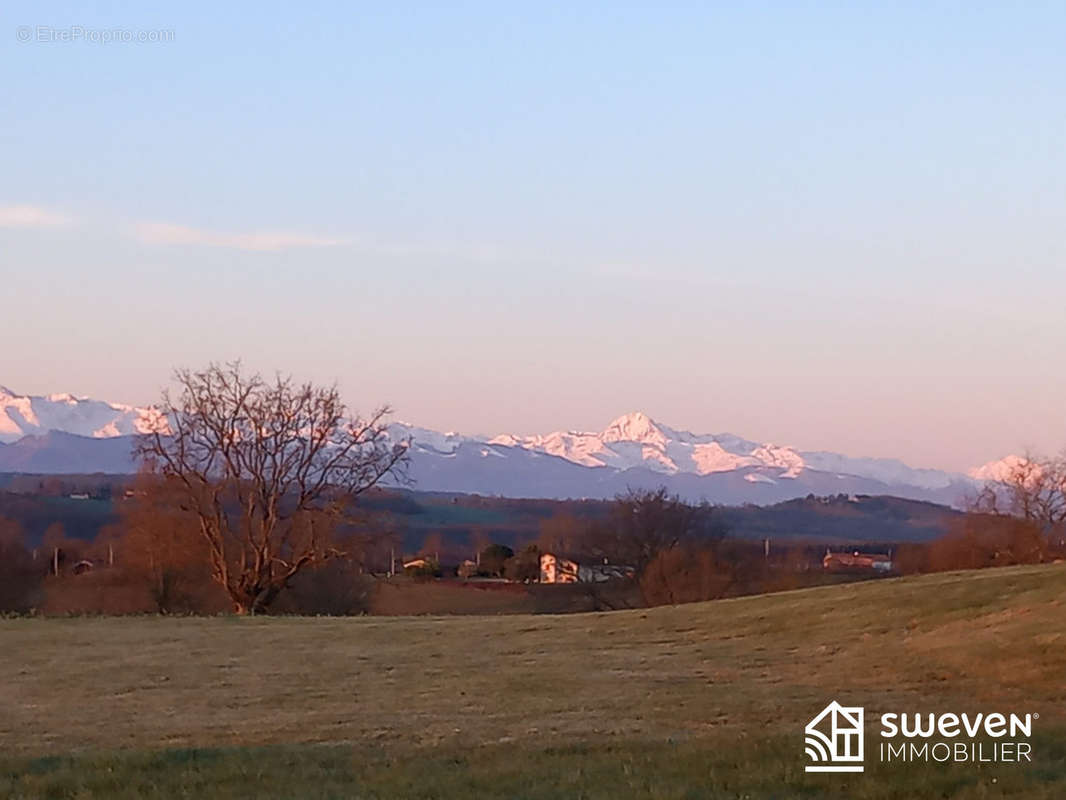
131,219,525,264
0,205,72,228
134,222,349,252
10,206,543,267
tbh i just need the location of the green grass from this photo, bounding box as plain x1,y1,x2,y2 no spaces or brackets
5,733,1066,800
2,564,1064,798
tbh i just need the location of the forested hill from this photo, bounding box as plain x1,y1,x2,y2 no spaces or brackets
0,474,960,550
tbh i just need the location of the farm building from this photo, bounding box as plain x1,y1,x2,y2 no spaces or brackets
539,552,634,584
822,550,892,573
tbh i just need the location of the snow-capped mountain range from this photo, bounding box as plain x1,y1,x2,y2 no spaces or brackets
0,386,165,442
0,386,1016,507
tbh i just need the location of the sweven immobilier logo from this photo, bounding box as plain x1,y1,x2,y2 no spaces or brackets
805,701,1037,773
805,701,864,772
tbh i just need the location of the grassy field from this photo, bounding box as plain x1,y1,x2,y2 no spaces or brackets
2,564,1064,798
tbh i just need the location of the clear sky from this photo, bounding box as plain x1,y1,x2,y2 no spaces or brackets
3,2,1064,472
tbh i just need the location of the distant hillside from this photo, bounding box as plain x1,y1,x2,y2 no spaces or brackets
369,490,961,551
0,477,960,550
720,493,962,545
0,431,138,474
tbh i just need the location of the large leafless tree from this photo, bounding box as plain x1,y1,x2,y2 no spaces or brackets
137,362,407,614
972,452,1066,533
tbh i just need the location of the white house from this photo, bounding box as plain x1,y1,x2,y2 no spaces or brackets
539,552,634,584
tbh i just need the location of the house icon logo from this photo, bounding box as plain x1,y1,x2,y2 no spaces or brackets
805,701,864,772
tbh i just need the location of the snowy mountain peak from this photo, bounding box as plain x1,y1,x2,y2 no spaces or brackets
601,411,668,447
968,455,1029,483
0,386,167,443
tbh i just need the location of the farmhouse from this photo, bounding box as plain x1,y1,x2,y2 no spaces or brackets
539,552,634,584
823,550,892,573
457,559,478,579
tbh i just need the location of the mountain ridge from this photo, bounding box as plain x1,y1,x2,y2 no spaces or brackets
0,387,1016,506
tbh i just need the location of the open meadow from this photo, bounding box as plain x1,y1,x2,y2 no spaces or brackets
2,564,1065,798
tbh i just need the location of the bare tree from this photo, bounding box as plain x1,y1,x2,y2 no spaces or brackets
589,487,727,574
536,512,588,555
137,362,408,614
115,473,220,613
0,518,39,613
972,452,1066,533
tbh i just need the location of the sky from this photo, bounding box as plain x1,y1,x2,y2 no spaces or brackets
2,2,1065,472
